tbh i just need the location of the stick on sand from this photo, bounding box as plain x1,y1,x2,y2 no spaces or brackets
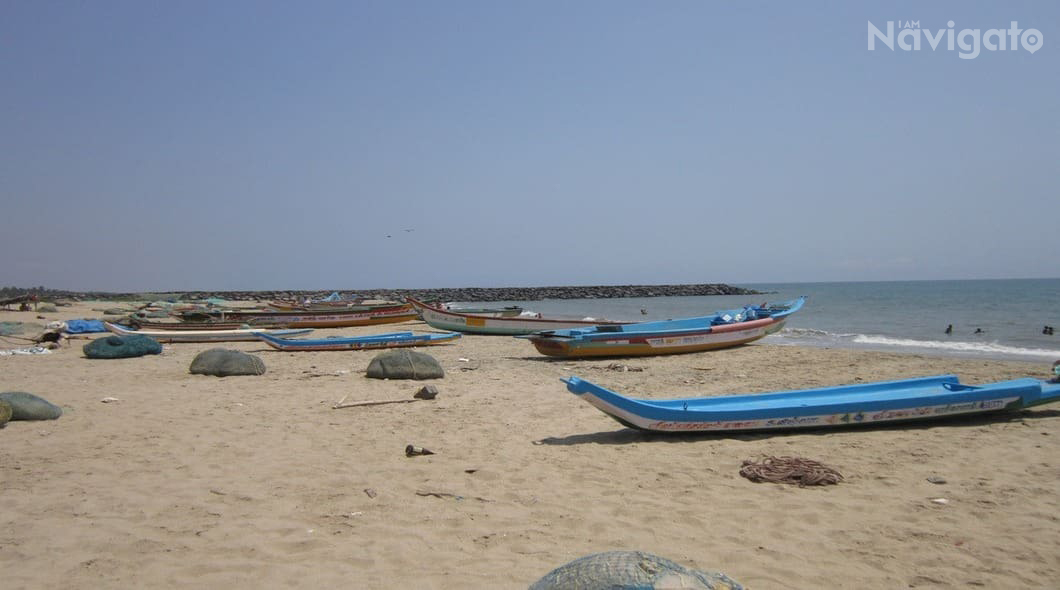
333,386,439,409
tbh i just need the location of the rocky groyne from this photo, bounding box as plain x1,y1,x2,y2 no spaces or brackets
356,284,762,303
3,283,762,303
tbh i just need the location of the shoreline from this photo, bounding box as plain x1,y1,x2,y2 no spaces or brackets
2,301,1058,589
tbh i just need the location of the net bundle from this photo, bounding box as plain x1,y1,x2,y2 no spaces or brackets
739,455,844,486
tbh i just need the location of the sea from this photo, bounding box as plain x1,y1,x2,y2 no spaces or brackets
456,279,1060,364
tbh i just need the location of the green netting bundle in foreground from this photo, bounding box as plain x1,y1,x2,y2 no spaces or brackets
83,334,163,359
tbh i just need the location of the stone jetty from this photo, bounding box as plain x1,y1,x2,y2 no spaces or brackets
183,283,762,302
4,283,761,304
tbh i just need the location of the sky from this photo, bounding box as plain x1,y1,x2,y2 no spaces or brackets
2,1,1057,292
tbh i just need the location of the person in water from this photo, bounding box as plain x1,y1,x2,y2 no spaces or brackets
945,324,953,334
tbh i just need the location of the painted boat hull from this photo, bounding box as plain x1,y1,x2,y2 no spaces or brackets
562,375,1060,433
267,293,371,310
129,319,256,330
255,330,460,351
442,304,523,317
266,300,399,311
103,322,313,343
524,297,804,357
407,297,623,335
177,304,417,327
166,307,418,328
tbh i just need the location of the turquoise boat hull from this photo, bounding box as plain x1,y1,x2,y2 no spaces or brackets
256,330,460,351
562,375,1060,433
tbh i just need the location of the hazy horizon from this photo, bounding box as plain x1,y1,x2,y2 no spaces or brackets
6,276,1058,296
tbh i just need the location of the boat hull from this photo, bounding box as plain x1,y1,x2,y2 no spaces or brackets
268,310,418,328
103,322,313,343
407,297,622,335
529,317,789,357
525,297,803,357
562,375,1060,433
128,318,250,330
255,331,460,351
178,304,418,328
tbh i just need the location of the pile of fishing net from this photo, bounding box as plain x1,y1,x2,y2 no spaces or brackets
739,456,844,487
190,349,266,377
529,550,744,590
83,334,163,359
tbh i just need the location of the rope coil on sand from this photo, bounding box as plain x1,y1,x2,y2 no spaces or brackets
739,455,844,486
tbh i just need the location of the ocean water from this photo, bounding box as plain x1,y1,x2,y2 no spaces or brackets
457,279,1060,363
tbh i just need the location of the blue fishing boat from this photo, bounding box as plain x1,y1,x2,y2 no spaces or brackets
562,375,1060,433
523,297,805,358
255,330,460,351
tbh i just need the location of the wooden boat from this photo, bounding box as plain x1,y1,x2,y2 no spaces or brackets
267,301,366,311
522,297,805,358
171,304,418,328
103,322,313,343
266,298,404,312
255,330,461,351
441,303,524,317
562,375,1060,433
406,297,625,336
127,317,260,331
267,292,368,310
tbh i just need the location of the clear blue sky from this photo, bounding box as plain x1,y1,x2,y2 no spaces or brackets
2,1,1057,292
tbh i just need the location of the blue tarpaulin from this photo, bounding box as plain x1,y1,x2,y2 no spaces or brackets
64,319,107,333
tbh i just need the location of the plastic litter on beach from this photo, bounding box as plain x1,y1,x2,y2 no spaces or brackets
405,444,434,456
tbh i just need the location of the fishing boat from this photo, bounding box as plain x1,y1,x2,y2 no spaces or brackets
267,292,367,310
266,295,405,312
266,301,369,311
561,375,1060,433
522,297,805,358
255,330,461,351
126,317,260,331
406,297,625,336
441,303,524,317
103,322,313,343
171,304,418,328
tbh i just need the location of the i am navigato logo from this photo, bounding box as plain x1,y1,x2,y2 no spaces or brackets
868,20,1043,59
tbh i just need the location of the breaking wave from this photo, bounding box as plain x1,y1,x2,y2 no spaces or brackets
770,328,1059,361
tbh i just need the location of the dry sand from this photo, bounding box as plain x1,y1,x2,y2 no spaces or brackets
1,301,1058,589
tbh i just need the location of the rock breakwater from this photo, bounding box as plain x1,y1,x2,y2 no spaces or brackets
5,283,761,304
189,283,761,303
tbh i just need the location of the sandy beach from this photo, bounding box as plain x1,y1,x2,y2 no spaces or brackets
1,301,1058,589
